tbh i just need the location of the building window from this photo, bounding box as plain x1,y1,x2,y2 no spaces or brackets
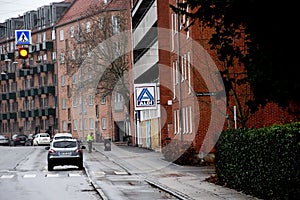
72,74,76,84
71,50,76,60
70,26,74,37
174,110,177,134
187,52,191,94
86,21,91,33
189,106,193,133
74,119,78,130
89,95,94,105
112,15,120,34
101,94,106,104
62,98,66,109
102,117,107,130
60,53,65,63
52,29,56,40
59,30,64,41
72,96,77,107
172,61,176,99
98,17,103,29
52,52,57,61
67,85,71,98
68,108,71,121
114,92,123,111
89,118,94,130
63,120,67,132
61,76,65,86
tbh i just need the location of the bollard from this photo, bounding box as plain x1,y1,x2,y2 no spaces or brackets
104,138,111,151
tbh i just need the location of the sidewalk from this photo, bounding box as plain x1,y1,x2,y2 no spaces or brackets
84,142,259,200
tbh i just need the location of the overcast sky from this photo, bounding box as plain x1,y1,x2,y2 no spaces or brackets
0,0,64,23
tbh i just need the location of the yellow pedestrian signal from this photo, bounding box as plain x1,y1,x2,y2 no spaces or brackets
18,47,29,59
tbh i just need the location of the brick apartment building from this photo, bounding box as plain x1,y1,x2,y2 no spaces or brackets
130,0,299,154
0,0,298,155
54,0,130,142
0,1,72,138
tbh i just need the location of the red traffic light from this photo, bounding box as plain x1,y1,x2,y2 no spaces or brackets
18,47,29,59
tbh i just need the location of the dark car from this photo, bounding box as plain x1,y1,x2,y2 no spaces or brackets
0,135,10,146
27,133,37,146
45,139,86,171
11,134,29,146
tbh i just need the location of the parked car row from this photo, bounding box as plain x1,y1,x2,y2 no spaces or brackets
0,132,75,147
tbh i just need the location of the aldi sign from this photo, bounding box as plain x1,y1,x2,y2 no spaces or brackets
134,83,157,110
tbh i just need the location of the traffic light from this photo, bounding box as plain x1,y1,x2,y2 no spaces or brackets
18,47,29,59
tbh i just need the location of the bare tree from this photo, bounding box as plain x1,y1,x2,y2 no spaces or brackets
63,5,130,112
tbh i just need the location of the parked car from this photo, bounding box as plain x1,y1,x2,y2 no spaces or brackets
0,135,10,146
45,138,86,171
10,134,29,146
27,133,36,146
33,133,51,146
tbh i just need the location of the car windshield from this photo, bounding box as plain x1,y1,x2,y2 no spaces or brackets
53,141,77,148
40,134,49,137
0,135,6,139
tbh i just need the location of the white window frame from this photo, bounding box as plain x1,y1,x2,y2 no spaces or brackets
112,15,120,34
72,96,77,107
60,53,65,63
89,95,94,105
70,26,74,37
72,74,76,84
187,52,191,94
86,21,91,33
89,118,94,130
63,120,67,132
62,98,66,109
52,29,56,40
102,117,107,130
61,75,65,86
74,120,78,130
59,30,64,41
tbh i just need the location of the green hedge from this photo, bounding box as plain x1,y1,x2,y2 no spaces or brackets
215,122,300,199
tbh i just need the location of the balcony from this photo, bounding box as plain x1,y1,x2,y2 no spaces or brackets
17,69,33,77
0,92,16,100
39,85,55,95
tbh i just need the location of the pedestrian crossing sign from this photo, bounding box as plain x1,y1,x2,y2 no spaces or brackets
15,30,31,45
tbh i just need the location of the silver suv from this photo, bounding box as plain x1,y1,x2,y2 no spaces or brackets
45,139,86,171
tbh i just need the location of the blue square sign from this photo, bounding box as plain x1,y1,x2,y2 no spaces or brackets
15,30,31,45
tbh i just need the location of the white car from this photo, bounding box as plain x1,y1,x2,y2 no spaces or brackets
33,133,51,146
52,133,73,141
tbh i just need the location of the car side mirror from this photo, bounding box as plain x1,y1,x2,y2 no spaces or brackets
81,146,86,149
45,146,50,150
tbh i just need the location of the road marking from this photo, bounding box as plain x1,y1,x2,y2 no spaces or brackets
68,173,81,177
23,174,36,178
1,174,14,179
46,174,59,178
114,171,128,175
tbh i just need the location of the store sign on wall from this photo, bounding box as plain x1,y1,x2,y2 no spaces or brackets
134,83,157,110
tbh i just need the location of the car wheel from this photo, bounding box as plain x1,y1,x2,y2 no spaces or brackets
48,163,54,171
